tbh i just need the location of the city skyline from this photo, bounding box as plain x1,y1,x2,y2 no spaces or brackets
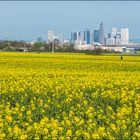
0,1,140,40
69,23,129,46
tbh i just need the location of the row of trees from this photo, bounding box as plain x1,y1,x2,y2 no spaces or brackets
0,40,120,54
0,40,32,52
0,40,75,52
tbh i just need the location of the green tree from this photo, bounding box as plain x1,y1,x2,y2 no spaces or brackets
33,42,44,52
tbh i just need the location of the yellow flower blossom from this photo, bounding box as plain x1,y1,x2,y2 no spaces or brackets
5,115,12,123
0,53,140,139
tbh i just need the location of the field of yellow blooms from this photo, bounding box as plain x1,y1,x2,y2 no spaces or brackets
0,52,140,139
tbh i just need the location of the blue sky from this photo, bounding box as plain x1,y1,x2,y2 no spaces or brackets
0,1,139,40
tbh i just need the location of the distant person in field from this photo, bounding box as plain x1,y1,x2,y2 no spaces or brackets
121,55,123,60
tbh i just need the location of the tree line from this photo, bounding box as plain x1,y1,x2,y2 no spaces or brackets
0,40,120,55
0,40,75,52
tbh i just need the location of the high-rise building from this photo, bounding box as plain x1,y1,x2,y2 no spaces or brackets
99,22,105,45
71,31,80,44
53,34,60,45
84,29,93,45
93,30,99,42
121,28,129,45
106,38,115,46
115,32,121,45
48,31,55,43
108,33,111,38
112,28,117,38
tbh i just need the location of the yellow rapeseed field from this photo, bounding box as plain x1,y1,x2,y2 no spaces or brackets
0,52,140,139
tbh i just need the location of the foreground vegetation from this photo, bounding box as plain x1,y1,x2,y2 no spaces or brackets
0,52,140,139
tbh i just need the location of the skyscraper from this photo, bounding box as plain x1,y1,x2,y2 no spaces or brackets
48,31,55,43
93,30,99,42
121,28,129,45
111,28,117,38
108,33,111,38
115,32,121,45
84,29,92,45
106,38,115,46
71,31,80,44
99,22,105,45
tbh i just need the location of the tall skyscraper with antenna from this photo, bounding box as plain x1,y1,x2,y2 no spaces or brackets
99,22,105,45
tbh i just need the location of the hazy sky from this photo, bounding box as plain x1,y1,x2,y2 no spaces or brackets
0,1,140,40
